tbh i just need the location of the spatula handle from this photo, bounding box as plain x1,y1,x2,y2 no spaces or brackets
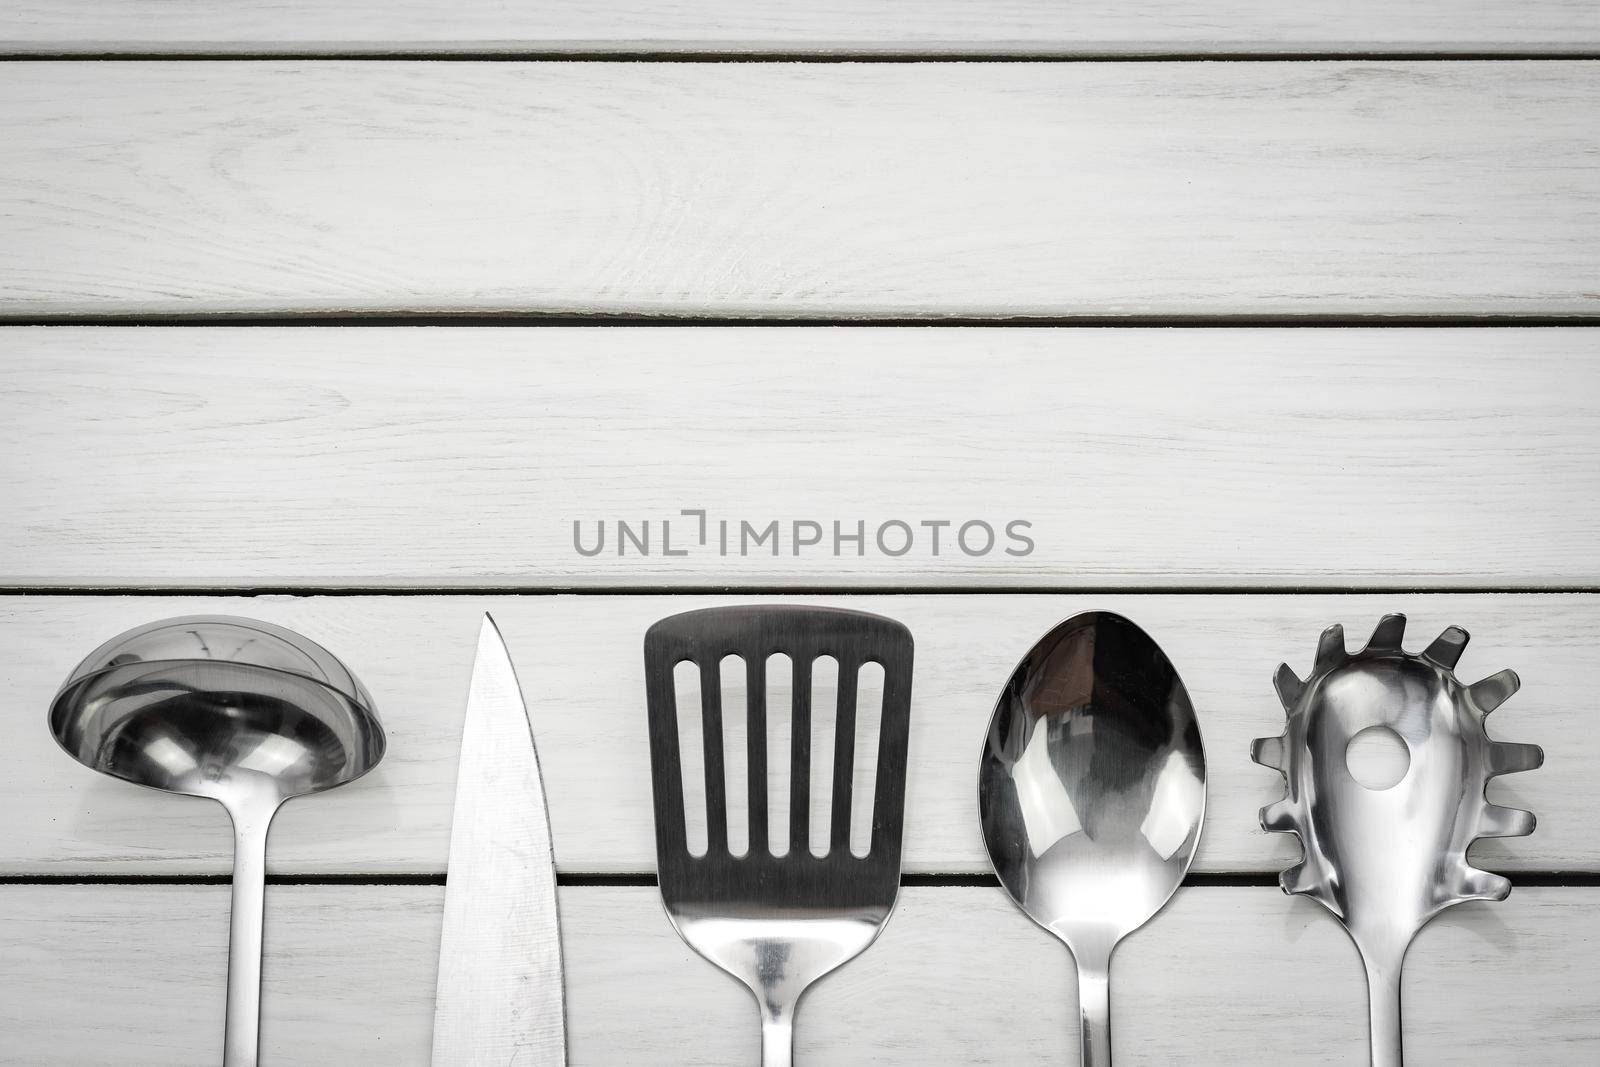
760,1009,794,1067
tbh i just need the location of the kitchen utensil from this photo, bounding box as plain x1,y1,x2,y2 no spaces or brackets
1250,615,1543,1067
48,615,385,1067
978,611,1206,1067
644,605,914,1067
432,614,566,1066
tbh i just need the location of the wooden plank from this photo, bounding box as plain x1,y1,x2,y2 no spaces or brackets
3,1,1598,55
1,593,1581,875
2,883,1595,1064
0,64,1597,316
4,328,1600,588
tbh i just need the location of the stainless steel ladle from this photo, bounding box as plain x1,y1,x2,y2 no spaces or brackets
48,616,386,1067
978,611,1206,1066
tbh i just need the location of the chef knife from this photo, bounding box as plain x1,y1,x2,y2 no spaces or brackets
431,614,566,1065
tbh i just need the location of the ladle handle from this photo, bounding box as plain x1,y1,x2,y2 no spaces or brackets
224,799,278,1067
1075,954,1112,1067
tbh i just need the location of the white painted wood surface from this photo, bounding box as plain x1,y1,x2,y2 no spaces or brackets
5,26,1598,1064
3,883,1595,1065
2,64,1597,316
1,593,1577,875
5,328,1600,588
3,1,1599,54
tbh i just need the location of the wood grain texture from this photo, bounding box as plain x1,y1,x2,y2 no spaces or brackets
4,328,1600,588
1,64,1597,316
2,883,1595,1064
0,593,1579,875
3,1,1599,54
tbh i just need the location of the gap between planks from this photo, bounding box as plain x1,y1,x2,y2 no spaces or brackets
2,53,1600,64
5,313,1600,327
6,873,1599,887
5,586,1600,597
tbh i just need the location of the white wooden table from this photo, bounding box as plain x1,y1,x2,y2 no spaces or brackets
2,5,1598,1064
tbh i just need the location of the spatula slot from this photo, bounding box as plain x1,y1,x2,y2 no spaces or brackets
809,655,840,858
851,661,885,858
765,652,793,858
671,659,708,858
719,654,750,857
790,653,813,859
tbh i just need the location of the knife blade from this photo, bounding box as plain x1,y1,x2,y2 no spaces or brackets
431,614,566,1066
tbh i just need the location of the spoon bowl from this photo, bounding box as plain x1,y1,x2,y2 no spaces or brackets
978,611,1205,1065
48,616,384,1067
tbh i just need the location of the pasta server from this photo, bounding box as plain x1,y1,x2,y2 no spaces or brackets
644,605,914,1066
1250,615,1543,1066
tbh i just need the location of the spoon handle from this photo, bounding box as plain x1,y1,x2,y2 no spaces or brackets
1075,955,1112,1067
223,798,279,1067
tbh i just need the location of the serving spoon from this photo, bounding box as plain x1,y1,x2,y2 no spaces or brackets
978,611,1206,1065
48,616,386,1067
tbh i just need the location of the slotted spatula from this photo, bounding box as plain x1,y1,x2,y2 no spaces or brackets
645,605,915,1067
